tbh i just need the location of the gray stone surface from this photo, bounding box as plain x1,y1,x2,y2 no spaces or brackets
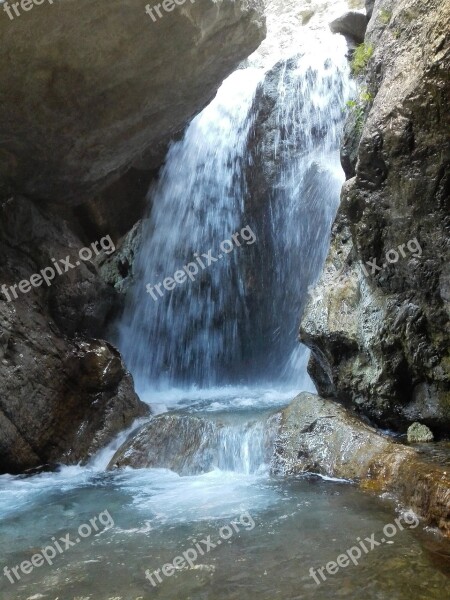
0,0,265,203
329,11,368,45
300,0,450,434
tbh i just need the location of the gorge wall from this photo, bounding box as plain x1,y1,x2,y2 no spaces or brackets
0,0,265,473
300,0,450,435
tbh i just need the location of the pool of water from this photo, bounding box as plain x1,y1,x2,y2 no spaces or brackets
0,457,449,599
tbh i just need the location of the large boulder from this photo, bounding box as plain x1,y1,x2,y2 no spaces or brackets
108,411,277,474
108,414,217,475
0,196,149,474
273,393,450,536
0,0,265,203
272,392,400,480
300,0,450,434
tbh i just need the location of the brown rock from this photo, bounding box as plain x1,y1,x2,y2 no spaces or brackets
0,196,149,474
274,393,450,537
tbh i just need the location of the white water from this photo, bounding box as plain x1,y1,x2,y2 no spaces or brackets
116,30,352,397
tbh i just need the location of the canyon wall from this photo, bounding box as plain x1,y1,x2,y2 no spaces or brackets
300,0,450,434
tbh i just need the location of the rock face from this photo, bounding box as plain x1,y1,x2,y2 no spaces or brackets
0,1,266,474
0,197,149,474
300,0,450,434
329,11,368,46
0,0,265,203
274,394,450,537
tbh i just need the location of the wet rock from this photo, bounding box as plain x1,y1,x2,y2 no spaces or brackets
242,54,345,374
300,0,450,434
0,196,149,474
275,393,450,537
108,414,217,475
0,0,265,203
72,340,124,392
108,411,278,475
272,392,409,480
329,12,368,45
407,422,434,443
96,221,144,295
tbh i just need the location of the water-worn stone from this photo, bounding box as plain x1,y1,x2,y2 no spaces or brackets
300,0,450,434
0,0,265,203
108,410,278,474
407,422,434,443
108,415,217,475
274,393,450,537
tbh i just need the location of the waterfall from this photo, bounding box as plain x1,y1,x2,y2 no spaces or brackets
117,67,265,391
116,28,352,396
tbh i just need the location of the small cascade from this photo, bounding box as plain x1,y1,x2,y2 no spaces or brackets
108,410,280,476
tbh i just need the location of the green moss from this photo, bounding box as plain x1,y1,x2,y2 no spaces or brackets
347,0,364,8
351,43,374,76
379,9,392,24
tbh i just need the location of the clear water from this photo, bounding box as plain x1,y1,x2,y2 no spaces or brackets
0,461,449,600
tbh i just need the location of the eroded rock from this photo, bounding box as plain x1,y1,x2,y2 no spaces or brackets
108,414,217,475
0,0,265,203
274,393,450,536
108,411,278,474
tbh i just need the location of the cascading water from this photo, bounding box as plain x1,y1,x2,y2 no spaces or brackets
117,67,265,390
116,32,352,395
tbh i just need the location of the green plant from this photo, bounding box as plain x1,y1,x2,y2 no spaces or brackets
379,9,392,24
346,88,375,134
351,43,374,76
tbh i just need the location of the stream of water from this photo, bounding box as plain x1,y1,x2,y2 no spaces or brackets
0,2,449,599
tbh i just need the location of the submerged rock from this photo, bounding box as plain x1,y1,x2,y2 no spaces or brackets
407,422,434,443
274,393,450,537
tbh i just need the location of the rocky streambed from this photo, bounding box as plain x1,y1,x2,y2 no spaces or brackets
108,392,450,537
